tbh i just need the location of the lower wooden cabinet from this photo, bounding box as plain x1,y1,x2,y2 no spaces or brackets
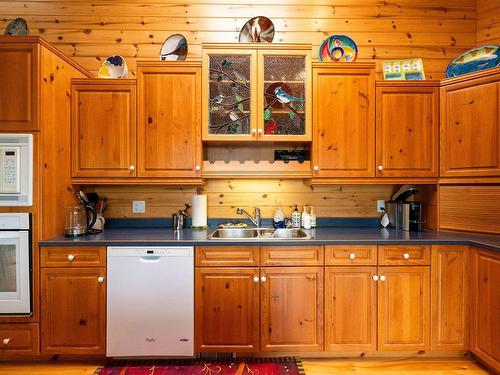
261,267,323,352
195,267,260,353
470,248,500,373
0,323,40,357
377,266,430,351
325,266,377,352
41,267,106,355
431,245,469,350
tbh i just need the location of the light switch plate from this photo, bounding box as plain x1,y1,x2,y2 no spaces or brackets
132,200,146,213
377,200,386,213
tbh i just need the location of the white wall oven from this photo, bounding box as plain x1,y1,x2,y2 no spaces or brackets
0,213,31,315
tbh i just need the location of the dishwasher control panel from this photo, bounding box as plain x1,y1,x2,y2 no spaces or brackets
107,246,194,257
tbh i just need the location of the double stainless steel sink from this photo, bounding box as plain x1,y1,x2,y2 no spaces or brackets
208,227,310,240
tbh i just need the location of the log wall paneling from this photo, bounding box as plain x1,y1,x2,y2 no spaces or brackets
476,0,500,45
0,0,478,79
93,180,397,219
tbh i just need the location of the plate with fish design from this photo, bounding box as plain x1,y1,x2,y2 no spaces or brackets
446,45,500,78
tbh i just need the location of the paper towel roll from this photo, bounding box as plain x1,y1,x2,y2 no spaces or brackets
191,194,207,227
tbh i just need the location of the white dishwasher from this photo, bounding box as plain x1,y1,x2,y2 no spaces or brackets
107,246,194,357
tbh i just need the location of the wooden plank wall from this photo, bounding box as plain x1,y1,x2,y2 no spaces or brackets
94,180,397,219
476,0,500,45
0,0,478,79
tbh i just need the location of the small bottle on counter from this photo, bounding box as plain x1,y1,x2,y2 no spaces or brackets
273,206,285,228
292,205,301,228
303,211,312,229
301,205,308,227
310,206,317,228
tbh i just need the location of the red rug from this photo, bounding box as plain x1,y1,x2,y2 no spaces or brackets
96,357,304,375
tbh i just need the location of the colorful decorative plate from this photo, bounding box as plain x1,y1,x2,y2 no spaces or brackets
160,34,188,61
239,16,275,43
4,18,29,36
318,35,358,62
446,45,500,78
98,55,128,79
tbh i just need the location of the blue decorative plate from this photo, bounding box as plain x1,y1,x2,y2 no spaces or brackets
160,34,188,61
446,45,500,78
318,35,358,62
4,18,29,36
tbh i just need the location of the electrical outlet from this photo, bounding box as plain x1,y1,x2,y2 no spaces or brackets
377,200,386,213
132,200,146,213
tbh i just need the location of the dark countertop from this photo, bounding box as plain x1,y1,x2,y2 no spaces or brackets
39,227,500,251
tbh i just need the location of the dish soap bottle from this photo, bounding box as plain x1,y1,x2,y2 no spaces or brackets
292,205,301,228
301,205,308,228
310,206,317,228
273,206,285,228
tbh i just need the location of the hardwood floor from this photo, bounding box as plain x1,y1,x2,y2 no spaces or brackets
0,358,491,375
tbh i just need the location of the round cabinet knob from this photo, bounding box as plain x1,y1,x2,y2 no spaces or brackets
349,253,356,260
403,253,410,260
97,276,104,284
251,129,257,135
2,338,10,345
67,254,74,261
378,165,383,171
260,276,267,283
380,275,386,281
313,166,320,172
257,129,263,135
129,165,135,171
372,275,379,281
195,165,201,171
253,276,259,283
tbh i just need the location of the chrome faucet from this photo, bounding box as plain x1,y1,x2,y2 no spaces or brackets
236,207,261,228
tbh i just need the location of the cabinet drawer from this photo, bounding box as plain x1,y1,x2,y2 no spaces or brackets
41,246,106,267
196,246,259,267
0,323,39,356
325,245,377,265
261,246,324,266
378,245,430,265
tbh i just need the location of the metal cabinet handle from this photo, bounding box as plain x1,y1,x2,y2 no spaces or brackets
372,275,379,281
97,276,104,284
380,275,386,281
260,276,267,283
313,166,320,172
129,165,135,171
349,253,356,260
2,338,10,345
253,276,259,283
403,253,410,260
195,165,201,171
378,165,383,171
67,254,75,261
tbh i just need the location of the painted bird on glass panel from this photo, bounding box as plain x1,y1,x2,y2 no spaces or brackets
274,86,304,104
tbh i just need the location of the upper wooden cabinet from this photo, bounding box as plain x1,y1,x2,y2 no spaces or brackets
71,79,137,178
440,68,500,177
202,44,311,142
376,81,439,177
137,62,202,178
312,63,375,177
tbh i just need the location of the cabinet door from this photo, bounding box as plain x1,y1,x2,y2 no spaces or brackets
261,267,323,352
313,65,375,177
258,50,311,141
137,64,202,177
71,81,136,178
441,76,500,177
377,266,430,351
470,248,500,373
41,267,106,355
431,245,469,350
376,84,439,177
195,267,259,353
202,49,257,141
325,267,377,352
0,43,39,131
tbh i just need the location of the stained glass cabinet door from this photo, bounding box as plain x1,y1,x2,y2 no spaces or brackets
202,49,257,141
258,50,311,141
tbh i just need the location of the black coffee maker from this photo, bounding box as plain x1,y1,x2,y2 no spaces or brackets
76,190,99,234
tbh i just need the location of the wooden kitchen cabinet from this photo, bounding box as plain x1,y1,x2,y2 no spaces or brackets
312,63,375,178
195,267,260,353
376,82,439,177
470,247,500,373
41,267,106,355
431,245,469,351
137,62,202,178
377,266,430,351
260,267,323,352
440,68,500,177
325,266,377,352
71,79,137,178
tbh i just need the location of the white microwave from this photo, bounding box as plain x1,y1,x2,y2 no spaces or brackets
0,134,33,206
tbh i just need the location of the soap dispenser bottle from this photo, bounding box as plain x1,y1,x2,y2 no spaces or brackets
292,205,301,228
310,206,317,228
